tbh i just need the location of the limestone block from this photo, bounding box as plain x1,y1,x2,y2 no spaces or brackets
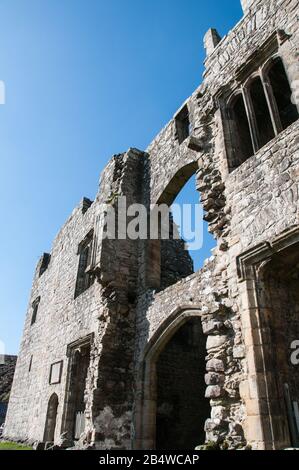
206,358,225,372
206,334,229,351
205,372,225,385
205,385,224,398
233,345,245,359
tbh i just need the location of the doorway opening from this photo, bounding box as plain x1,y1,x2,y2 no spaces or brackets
136,312,210,450
258,243,299,447
156,317,209,449
44,393,58,443
62,338,92,442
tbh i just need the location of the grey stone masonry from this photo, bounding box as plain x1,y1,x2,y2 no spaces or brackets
0,356,17,403
4,0,299,450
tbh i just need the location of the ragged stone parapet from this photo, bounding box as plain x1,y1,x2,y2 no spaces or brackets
240,0,256,14
4,0,299,452
204,29,222,56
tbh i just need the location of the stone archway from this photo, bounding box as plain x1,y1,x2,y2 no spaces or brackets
134,308,210,450
156,162,199,207
146,161,216,291
44,393,59,443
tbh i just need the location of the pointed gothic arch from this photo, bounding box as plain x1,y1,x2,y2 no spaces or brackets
44,393,59,443
134,307,210,450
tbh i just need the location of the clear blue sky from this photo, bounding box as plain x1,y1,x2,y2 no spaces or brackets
0,0,243,355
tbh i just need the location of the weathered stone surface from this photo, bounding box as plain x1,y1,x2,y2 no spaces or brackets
4,0,299,452
0,356,17,403
202,318,224,335
0,356,17,425
233,345,246,359
206,335,229,351
206,358,225,372
211,406,228,421
205,372,225,386
205,385,225,399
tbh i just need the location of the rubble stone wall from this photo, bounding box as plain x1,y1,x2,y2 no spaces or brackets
4,0,299,451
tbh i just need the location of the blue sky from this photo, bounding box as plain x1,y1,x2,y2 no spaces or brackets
0,0,243,355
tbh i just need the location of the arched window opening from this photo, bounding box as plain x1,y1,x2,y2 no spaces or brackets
44,394,59,443
159,173,216,291
75,231,94,299
225,55,299,172
156,317,209,449
267,58,299,130
249,76,275,149
230,93,254,168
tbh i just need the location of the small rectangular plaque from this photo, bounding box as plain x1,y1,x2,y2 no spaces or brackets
49,361,63,385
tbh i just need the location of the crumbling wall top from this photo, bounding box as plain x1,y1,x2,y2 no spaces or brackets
241,0,257,14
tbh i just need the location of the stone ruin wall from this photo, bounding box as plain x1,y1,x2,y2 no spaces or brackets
4,150,147,446
0,356,17,403
134,0,299,449
4,0,299,451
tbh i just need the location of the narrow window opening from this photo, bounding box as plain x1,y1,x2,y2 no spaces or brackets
75,232,94,298
29,355,33,372
268,58,299,130
230,94,254,169
31,297,40,325
39,253,51,277
249,76,275,149
175,105,190,144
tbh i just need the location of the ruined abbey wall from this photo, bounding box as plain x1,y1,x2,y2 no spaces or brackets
4,0,299,450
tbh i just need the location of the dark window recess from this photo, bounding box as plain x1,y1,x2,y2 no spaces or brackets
127,291,137,304
268,58,299,130
230,94,254,168
75,233,94,298
31,297,40,325
226,56,299,173
43,393,59,442
156,318,209,450
249,77,275,149
39,253,51,277
175,105,191,144
81,197,93,215
29,355,33,372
